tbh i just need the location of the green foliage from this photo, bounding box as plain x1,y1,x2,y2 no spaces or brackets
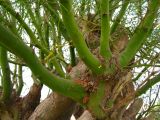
0,0,159,119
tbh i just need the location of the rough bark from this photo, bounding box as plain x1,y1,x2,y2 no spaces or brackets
29,93,76,120
0,83,42,120
27,57,88,120
21,83,42,119
74,105,84,119
77,110,94,120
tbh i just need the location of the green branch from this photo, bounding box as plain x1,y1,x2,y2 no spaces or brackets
100,0,112,59
0,24,86,101
0,47,12,103
22,0,47,47
50,58,65,77
111,0,130,34
69,44,76,66
44,13,50,49
45,2,78,68
1,1,66,78
59,0,104,74
136,73,160,97
119,0,160,67
17,65,23,96
0,1,48,54
88,80,106,119
45,3,71,42
133,55,159,81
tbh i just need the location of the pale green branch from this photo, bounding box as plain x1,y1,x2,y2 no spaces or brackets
0,24,86,101
100,0,112,59
59,0,104,74
0,1,48,54
119,0,160,67
111,0,130,34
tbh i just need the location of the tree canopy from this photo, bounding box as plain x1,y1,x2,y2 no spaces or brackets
0,0,160,119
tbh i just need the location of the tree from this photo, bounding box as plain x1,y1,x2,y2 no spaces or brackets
0,0,160,119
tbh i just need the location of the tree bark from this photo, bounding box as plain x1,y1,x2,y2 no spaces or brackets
29,93,76,120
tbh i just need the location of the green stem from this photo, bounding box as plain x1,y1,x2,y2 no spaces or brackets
35,1,47,47
0,1,48,54
22,0,47,47
136,73,160,97
100,0,112,59
17,65,23,96
8,60,26,66
133,66,148,82
88,80,106,119
0,24,86,101
111,0,130,34
44,13,50,49
0,47,12,103
119,0,160,67
80,0,86,16
69,44,76,66
133,55,159,81
50,58,65,77
109,0,121,17
59,0,104,74
95,0,100,14
1,1,67,78
45,3,71,42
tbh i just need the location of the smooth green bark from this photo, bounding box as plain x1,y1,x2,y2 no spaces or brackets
88,80,106,119
0,24,86,101
100,0,112,59
59,0,104,74
0,47,12,103
119,0,160,67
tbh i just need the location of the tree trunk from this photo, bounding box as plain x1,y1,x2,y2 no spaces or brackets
29,93,76,120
